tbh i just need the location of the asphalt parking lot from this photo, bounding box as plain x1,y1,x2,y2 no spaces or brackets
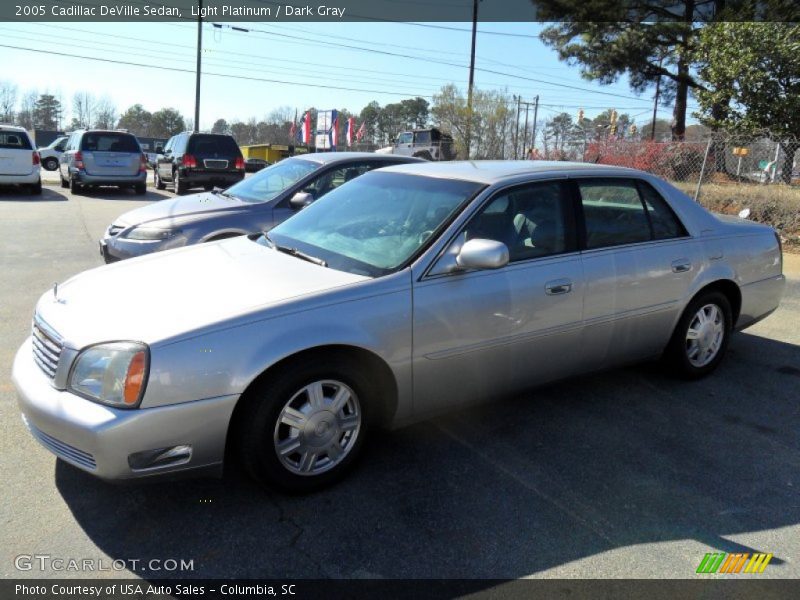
1,182,799,581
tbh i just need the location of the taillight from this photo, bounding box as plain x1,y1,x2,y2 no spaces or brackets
182,154,197,168
74,151,84,169
234,156,245,170
139,153,147,173
32,151,40,166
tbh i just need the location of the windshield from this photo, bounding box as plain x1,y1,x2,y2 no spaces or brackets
264,171,484,277
47,137,67,149
225,158,319,203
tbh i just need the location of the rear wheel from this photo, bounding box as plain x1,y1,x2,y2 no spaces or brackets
134,182,146,195
236,356,372,493
29,178,42,195
59,172,69,188
154,169,166,190
69,177,83,195
665,290,733,379
43,157,58,171
174,170,187,195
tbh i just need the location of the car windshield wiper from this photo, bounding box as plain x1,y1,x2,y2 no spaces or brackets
212,189,237,200
267,236,327,267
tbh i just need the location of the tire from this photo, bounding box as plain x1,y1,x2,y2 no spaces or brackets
174,169,187,195
43,157,58,171
664,290,733,379
236,355,374,493
29,178,42,195
59,172,69,188
154,169,166,190
413,151,433,161
69,177,83,195
134,182,146,195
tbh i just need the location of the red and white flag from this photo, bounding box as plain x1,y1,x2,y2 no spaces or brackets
345,117,356,146
299,111,311,144
355,121,366,142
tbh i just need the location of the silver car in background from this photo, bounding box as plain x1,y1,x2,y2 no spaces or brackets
99,152,420,262
13,162,785,492
59,129,147,195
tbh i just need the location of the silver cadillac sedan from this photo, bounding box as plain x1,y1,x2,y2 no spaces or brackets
13,162,785,492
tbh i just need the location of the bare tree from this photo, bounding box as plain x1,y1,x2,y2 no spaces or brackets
17,90,38,130
72,91,96,129
94,96,117,130
0,80,18,123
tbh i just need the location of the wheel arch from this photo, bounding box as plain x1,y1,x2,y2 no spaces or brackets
224,344,399,460
690,279,742,327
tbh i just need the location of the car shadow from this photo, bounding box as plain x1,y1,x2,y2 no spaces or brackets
0,186,67,202
55,331,800,580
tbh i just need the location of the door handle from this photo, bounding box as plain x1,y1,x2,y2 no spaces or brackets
545,279,573,295
671,259,692,273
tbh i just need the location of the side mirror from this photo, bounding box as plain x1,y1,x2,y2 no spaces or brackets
290,191,314,210
456,239,509,271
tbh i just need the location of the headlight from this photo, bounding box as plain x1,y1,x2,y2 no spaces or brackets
69,342,149,408
123,227,180,241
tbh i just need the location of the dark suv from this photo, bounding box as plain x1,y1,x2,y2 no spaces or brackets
154,132,244,195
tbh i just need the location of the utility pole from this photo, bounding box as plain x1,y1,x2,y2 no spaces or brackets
530,95,539,156
465,0,478,160
650,55,663,141
194,0,202,131
522,102,530,158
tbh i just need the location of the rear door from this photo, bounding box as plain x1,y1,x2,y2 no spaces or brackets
187,134,241,174
80,132,141,176
575,177,699,369
0,130,34,175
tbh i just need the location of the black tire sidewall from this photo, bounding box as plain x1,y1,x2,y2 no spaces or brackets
44,158,58,171
238,357,374,493
668,291,733,379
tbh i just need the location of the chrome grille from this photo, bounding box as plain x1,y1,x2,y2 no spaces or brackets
32,316,63,380
203,159,228,169
24,415,97,470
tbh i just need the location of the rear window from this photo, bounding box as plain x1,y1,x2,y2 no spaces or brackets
81,133,140,153
188,134,241,156
0,131,32,150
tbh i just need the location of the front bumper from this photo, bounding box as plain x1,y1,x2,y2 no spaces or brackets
13,338,239,481
100,230,188,262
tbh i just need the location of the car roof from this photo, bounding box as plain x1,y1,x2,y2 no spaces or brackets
294,152,421,165
0,124,28,132
378,160,639,184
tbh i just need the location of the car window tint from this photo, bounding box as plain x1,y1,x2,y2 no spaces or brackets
638,182,687,240
188,134,240,156
0,132,32,150
579,179,650,249
302,163,373,199
81,133,139,153
463,181,569,261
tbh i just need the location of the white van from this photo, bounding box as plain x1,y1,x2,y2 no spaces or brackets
0,125,42,195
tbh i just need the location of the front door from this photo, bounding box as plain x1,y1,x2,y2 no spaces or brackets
412,180,584,416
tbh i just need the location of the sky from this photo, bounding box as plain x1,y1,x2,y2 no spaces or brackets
0,19,701,130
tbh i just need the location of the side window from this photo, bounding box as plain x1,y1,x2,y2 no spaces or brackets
638,182,687,240
397,132,412,144
302,163,372,199
414,131,431,145
579,179,650,249
462,181,571,262
55,139,67,152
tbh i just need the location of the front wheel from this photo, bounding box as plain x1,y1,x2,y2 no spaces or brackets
664,291,733,379
236,357,372,492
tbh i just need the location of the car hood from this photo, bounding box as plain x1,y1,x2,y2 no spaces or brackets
115,192,249,227
36,236,368,349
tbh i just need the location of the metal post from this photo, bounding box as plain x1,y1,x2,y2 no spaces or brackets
530,95,539,157
694,138,712,202
194,1,202,131
465,0,478,160
513,96,521,160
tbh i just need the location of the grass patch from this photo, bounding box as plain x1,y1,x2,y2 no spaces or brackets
674,182,800,250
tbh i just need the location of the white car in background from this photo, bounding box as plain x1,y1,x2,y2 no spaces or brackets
0,124,41,195
38,135,68,171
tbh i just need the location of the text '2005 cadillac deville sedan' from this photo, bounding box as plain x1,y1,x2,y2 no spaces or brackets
13,161,785,492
